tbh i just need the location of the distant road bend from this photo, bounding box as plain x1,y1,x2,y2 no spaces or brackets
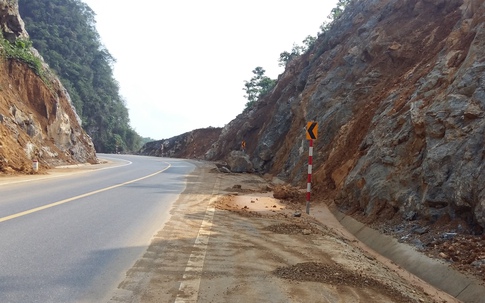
0,154,196,303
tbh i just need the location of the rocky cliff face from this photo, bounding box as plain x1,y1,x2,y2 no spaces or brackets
0,0,97,173
139,127,222,159
206,0,485,231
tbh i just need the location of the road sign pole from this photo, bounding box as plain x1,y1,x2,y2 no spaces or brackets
305,121,318,215
306,139,313,214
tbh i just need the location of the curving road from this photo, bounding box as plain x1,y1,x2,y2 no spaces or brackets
0,154,196,303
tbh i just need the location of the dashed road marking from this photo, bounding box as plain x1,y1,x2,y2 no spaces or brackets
174,179,220,303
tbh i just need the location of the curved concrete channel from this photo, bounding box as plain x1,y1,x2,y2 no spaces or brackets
324,206,485,303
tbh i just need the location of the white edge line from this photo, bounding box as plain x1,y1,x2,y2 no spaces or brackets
0,157,133,187
0,163,171,223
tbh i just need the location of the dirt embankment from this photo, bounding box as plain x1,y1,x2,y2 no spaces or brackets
0,1,97,174
0,60,97,174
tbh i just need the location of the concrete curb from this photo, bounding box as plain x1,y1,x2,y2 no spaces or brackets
330,208,485,303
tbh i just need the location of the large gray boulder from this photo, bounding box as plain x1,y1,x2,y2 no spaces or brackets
227,151,254,173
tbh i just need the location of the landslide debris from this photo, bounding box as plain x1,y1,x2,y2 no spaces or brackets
264,222,327,236
376,216,485,282
274,262,418,303
209,168,444,303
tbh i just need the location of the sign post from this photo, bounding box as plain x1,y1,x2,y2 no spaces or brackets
32,159,39,173
306,121,318,214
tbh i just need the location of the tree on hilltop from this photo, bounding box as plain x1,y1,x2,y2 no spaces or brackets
320,0,352,33
278,0,352,68
278,35,317,68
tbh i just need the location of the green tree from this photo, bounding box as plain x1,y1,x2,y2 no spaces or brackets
331,0,352,19
277,0,354,69
278,44,302,67
302,35,316,49
278,36,315,67
320,0,352,34
243,67,276,109
18,0,142,153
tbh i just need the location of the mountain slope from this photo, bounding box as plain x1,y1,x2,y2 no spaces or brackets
0,0,97,173
139,127,222,159
18,0,141,153
207,0,485,232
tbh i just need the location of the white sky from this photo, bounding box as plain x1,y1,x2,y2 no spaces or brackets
81,0,338,140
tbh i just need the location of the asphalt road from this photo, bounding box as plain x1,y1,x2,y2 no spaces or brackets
0,154,196,303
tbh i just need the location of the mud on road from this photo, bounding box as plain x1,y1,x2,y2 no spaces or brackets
109,161,458,303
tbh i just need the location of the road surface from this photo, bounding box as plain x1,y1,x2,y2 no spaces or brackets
0,154,195,303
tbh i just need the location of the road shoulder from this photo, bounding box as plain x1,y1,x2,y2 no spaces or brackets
109,161,461,303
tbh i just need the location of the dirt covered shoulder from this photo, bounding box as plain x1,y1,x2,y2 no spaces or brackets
108,162,461,302
209,172,456,303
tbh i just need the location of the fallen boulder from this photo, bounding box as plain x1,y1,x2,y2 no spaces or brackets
226,150,254,173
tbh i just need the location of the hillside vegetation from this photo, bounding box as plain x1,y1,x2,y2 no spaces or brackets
0,0,97,172
18,0,141,153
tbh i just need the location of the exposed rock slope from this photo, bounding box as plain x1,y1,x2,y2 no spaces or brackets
206,0,485,231
139,127,222,159
0,0,97,173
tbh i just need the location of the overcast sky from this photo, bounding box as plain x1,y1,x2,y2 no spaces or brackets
81,0,338,140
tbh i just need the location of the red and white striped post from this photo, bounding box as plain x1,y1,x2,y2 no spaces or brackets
305,121,318,215
306,139,313,214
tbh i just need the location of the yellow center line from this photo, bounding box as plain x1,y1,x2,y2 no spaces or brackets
0,164,172,224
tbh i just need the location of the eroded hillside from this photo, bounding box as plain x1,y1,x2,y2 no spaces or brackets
0,0,97,173
140,128,222,159
203,0,485,233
